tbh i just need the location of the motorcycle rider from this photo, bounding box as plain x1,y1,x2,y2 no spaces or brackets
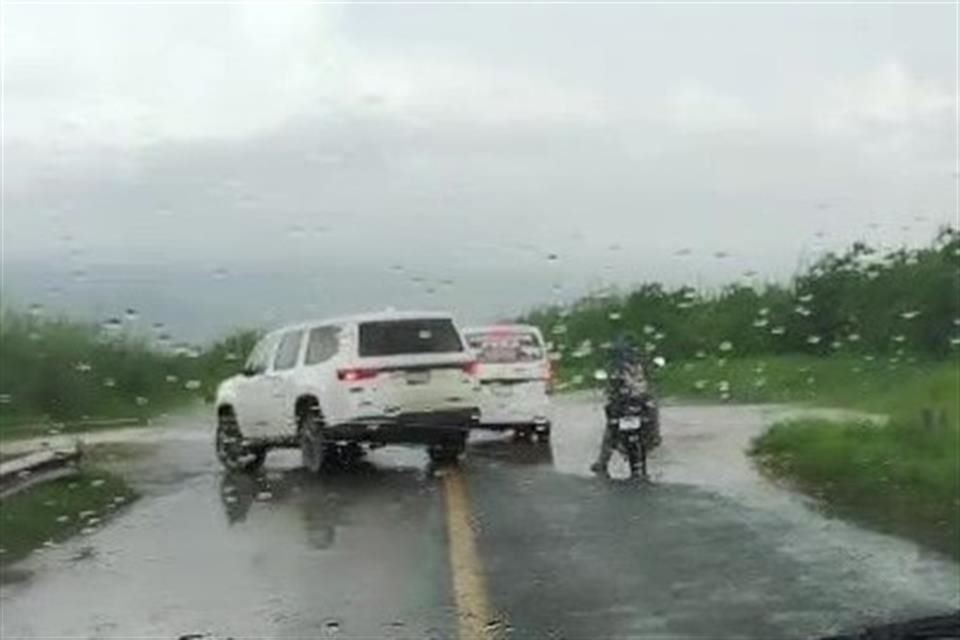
590,335,659,476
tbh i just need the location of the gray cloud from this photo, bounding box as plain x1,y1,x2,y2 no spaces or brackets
2,3,956,339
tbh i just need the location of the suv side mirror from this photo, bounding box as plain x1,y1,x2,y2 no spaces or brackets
242,365,259,377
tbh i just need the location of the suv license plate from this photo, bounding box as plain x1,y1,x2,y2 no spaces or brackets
618,416,641,431
405,370,430,385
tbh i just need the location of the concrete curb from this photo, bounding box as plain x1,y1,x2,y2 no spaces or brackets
0,445,83,499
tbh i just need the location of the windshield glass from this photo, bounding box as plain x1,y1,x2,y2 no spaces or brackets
358,319,464,357
466,330,545,363
1,4,957,640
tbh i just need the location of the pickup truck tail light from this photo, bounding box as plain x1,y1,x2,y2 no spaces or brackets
461,361,480,376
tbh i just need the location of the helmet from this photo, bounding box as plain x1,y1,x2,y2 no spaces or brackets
610,333,639,371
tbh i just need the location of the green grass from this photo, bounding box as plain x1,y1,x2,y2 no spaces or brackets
749,363,960,558
0,468,138,564
0,311,257,441
655,355,958,412
559,355,957,415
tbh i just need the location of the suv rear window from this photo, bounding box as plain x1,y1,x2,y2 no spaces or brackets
465,330,544,363
358,319,464,357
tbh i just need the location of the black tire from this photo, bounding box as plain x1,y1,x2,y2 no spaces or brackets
428,437,466,465
215,410,266,473
536,422,552,441
299,408,326,474
639,440,649,479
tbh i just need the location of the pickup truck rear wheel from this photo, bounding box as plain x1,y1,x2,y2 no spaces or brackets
299,410,326,474
216,411,266,473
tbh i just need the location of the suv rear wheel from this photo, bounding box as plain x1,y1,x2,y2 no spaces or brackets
299,408,326,473
216,409,266,472
427,437,466,465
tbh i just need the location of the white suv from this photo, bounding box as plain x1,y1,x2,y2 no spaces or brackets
214,311,482,472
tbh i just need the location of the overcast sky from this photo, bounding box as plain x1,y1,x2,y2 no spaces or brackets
2,2,957,337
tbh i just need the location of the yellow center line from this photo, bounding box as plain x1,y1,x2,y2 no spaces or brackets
443,467,500,640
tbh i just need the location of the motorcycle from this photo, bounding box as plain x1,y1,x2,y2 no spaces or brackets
594,356,663,480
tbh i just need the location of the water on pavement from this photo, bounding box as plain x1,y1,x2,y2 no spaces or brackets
1,394,957,639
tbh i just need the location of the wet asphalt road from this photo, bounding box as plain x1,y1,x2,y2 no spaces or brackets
1,394,958,639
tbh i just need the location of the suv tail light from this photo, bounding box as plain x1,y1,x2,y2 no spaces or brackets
337,367,379,382
462,361,480,376
545,361,555,394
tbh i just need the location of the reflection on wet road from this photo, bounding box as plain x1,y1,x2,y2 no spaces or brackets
1,395,957,639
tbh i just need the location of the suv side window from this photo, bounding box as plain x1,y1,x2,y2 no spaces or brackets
305,326,340,365
273,330,304,371
244,334,279,376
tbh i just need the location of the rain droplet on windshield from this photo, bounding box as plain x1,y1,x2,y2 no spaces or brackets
770,326,786,336
124,308,139,322
74,362,92,373
806,335,821,345
323,619,342,635
608,312,622,321
184,380,202,391
718,341,733,352
899,310,920,320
